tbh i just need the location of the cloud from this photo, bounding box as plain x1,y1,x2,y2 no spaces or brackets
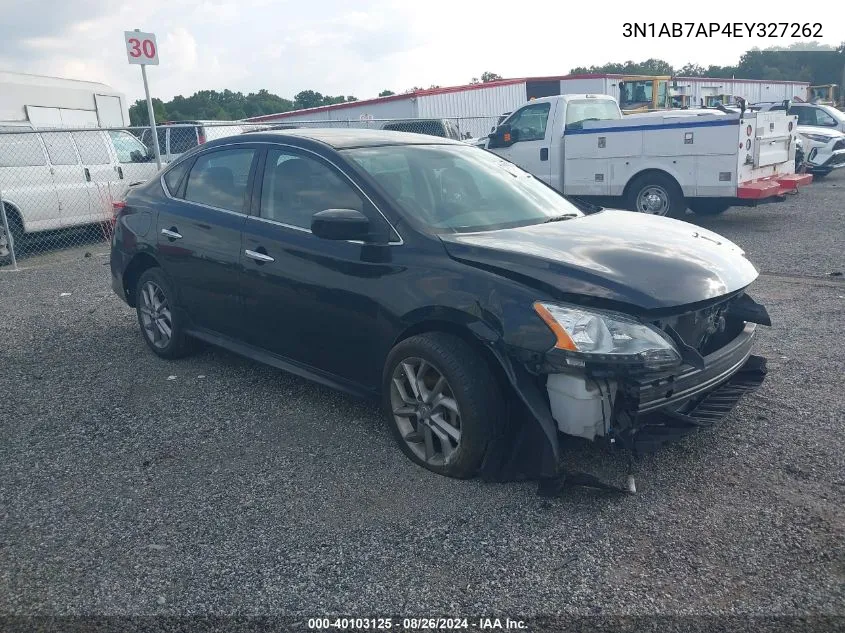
163,27,198,72
0,0,841,110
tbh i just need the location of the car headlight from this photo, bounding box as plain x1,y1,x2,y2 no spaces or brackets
534,302,681,370
802,133,834,143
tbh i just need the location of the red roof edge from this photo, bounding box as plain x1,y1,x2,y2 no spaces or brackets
246,74,810,122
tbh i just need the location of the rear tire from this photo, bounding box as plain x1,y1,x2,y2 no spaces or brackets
135,268,193,359
689,199,731,216
626,173,686,218
382,333,503,479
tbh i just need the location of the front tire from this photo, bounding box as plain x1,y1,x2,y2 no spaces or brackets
627,173,686,218
382,333,503,479
135,268,193,359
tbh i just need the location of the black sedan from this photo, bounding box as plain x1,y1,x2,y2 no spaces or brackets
110,129,769,490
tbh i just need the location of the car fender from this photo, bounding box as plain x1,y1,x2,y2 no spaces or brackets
394,305,561,480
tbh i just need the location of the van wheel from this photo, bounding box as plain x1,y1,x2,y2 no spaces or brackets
627,173,686,218
383,333,503,479
689,200,731,215
0,208,23,265
135,268,193,359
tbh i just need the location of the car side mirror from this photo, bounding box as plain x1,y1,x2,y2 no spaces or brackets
311,209,371,241
488,124,517,149
130,149,145,163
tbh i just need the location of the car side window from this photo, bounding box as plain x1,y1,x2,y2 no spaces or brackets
816,109,837,127
108,131,149,163
789,106,815,126
163,159,192,196
260,149,364,229
184,148,256,212
72,132,111,165
507,103,551,142
41,132,79,165
0,133,47,167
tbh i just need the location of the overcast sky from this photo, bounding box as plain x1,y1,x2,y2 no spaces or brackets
1,0,841,105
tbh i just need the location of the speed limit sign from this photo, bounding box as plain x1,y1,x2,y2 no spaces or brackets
124,31,159,65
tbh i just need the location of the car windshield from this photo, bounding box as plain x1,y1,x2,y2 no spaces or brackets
345,144,583,233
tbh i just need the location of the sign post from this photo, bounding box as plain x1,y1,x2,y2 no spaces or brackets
125,29,162,169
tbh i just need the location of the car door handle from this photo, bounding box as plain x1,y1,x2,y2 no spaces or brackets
540,147,549,161
161,228,182,240
117,166,124,179
244,249,274,263
83,167,91,182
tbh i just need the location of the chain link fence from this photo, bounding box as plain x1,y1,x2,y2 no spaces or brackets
0,117,498,268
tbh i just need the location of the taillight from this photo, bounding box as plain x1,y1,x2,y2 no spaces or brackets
198,130,206,144
111,201,126,226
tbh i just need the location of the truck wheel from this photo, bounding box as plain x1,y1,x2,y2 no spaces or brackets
383,332,503,479
689,200,731,216
627,173,686,218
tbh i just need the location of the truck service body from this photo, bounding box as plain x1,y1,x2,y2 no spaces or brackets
481,94,812,217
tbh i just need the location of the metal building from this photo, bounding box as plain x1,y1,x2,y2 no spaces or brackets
245,74,810,138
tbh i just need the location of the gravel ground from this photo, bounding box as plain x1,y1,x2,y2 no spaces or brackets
1,170,843,623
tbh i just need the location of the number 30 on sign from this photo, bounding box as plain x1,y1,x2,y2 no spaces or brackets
124,31,159,65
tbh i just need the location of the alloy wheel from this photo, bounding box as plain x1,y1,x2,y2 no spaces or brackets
139,281,173,349
390,357,462,466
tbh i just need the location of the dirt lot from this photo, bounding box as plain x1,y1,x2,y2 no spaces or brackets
1,171,843,624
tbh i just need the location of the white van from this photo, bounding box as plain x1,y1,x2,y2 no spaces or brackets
0,124,158,260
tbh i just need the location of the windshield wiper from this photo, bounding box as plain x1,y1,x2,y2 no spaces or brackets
543,214,579,223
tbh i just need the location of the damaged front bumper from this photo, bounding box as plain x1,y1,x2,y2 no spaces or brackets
544,322,766,453
479,297,769,492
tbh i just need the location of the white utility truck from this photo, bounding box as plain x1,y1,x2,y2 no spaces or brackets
480,94,812,217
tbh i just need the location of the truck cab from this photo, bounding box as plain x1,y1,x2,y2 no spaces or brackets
487,94,622,192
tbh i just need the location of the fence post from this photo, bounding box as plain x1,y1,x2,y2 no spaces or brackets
0,187,18,270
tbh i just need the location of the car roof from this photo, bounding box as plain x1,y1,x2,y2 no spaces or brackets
214,128,465,149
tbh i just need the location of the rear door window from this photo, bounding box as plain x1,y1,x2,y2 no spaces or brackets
41,132,79,165
169,127,198,154
184,148,256,212
163,159,192,196
72,132,111,165
789,106,815,126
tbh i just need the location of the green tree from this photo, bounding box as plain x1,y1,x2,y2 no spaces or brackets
378,90,395,97
481,71,503,82
129,98,167,125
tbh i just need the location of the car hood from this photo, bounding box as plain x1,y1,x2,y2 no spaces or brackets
798,125,845,138
438,210,759,311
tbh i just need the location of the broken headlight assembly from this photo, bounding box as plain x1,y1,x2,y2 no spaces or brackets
533,302,681,370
